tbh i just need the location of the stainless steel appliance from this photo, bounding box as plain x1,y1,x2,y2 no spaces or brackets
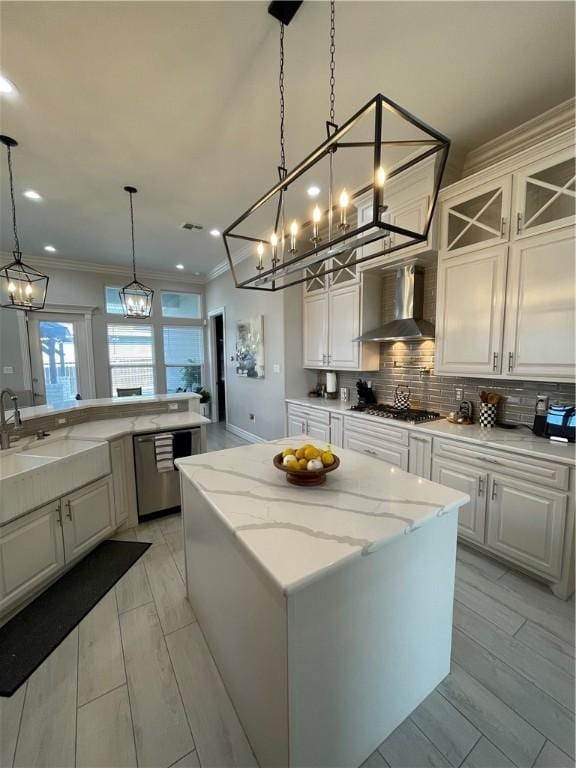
134,427,202,519
349,403,441,424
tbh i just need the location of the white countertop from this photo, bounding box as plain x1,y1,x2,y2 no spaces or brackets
176,437,469,594
17,392,201,422
286,398,576,466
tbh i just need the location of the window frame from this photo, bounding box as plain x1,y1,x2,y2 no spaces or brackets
159,290,203,320
106,322,157,397
162,324,205,394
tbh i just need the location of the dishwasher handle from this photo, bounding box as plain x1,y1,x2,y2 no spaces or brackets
135,433,174,443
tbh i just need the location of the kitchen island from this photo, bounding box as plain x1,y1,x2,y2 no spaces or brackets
177,438,469,768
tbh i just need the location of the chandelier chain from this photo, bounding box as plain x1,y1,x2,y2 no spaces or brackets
279,22,286,171
329,0,336,124
128,189,136,279
6,144,21,256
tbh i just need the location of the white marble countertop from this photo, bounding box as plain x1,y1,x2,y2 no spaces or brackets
17,392,201,422
285,398,576,466
176,437,469,594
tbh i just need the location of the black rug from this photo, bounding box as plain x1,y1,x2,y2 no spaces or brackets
0,539,150,697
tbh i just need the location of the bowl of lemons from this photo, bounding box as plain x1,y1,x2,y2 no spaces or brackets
273,443,340,486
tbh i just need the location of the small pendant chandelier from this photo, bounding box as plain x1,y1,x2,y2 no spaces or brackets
119,185,153,318
0,135,49,310
223,1,450,292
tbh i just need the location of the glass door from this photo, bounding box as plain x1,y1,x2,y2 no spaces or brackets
28,313,94,406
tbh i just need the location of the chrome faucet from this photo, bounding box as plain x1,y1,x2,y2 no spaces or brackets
0,388,22,450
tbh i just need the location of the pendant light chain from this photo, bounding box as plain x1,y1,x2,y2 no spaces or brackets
279,22,286,172
128,189,136,279
329,0,336,125
6,144,21,257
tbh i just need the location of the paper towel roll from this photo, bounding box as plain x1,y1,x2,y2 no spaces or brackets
326,371,337,393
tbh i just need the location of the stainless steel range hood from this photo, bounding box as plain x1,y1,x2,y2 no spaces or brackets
356,265,435,342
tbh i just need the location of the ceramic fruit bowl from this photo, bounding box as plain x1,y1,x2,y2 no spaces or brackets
273,452,340,486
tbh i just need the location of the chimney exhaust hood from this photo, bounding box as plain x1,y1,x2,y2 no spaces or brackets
355,265,435,342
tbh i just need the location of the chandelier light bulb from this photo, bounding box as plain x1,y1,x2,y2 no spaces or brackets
256,241,264,271
312,205,322,242
339,189,350,228
289,220,298,253
25,283,33,297
270,232,279,265
376,166,386,187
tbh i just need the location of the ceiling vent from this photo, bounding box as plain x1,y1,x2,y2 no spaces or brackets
179,222,203,231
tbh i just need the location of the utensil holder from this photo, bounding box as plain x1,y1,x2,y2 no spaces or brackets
479,403,497,429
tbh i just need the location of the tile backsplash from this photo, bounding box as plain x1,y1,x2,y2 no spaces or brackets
320,265,575,425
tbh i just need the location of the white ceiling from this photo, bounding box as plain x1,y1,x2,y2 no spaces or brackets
0,1,574,276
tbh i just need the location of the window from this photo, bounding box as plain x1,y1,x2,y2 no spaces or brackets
105,286,124,315
107,324,155,396
163,326,204,392
161,292,201,319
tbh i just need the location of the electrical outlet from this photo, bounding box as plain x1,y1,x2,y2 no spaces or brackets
249,413,255,422
455,387,463,401
57,417,67,425
507,396,520,405
2,366,14,375
168,403,178,411
535,394,549,414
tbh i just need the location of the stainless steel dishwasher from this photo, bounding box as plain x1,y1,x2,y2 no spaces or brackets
133,427,202,520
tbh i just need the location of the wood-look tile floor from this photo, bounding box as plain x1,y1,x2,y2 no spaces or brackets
1,427,574,768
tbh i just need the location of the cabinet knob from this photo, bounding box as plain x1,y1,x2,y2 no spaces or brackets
516,212,523,235
65,501,72,520
500,217,507,238
508,352,514,373
493,352,499,371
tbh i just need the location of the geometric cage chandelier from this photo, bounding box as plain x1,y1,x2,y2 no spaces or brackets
0,134,50,310
119,185,154,318
223,2,451,292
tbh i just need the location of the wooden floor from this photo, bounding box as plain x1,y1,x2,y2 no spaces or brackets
1,424,574,768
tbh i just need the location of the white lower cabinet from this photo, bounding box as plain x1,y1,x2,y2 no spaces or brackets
287,413,307,438
0,501,65,615
306,420,331,443
408,434,432,479
61,476,115,563
432,459,487,544
343,432,409,470
286,403,337,445
110,436,135,527
486,475,567,579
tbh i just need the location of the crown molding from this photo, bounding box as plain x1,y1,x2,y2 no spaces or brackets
463,98,576,177
206,241,253,283
0,251,207,285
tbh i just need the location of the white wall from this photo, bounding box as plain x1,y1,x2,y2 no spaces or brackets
0,264,204,400
0,309,30,401
205,269,310,441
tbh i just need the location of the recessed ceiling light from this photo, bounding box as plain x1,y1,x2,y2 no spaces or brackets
0,74,16,95
307,185,320,198
44,245,57,253
193,272,202,276
23,189,42,201
209,229,220,237
176,264,184,270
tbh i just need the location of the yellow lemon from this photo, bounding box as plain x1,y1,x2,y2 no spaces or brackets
282,447,296,458
295,447,306,460
321,451,335,467
304,446,321,461
297,458,308,471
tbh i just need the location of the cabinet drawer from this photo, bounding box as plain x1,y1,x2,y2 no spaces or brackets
344,416,409,446
344,432,409,470
433,438,569,490
287,404,331,426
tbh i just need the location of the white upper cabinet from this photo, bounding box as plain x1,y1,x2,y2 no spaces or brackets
440,177,512,256
328,284,360,369
514,148,576,239
435,247,507,376
503,228,575,381
389,194,430,254
304,262,328,295
303,293,329,368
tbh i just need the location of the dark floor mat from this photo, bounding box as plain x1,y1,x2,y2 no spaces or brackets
0,539,150,697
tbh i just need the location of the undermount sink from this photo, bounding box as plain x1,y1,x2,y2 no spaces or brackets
0,453,56,479
22,438,100,459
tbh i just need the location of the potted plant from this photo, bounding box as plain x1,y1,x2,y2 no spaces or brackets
194,385,211,419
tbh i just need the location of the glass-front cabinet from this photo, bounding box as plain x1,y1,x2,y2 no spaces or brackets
514,148,576,238
440,177,512,255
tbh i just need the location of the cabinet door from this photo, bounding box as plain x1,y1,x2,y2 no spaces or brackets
390,194,430,254
0,501,65,615
514,148,575,238
486,475,567,579
287,415,307,437
303,293,329,368
330,413,343,449
304,262,328,295
503,229,575,381
110,438,128,527
329,251,359,288
435,247,508,376
343,433,409,470
432,459,487,544
441,177,511,255
307,420,331,443
327,284,360,369
62,476,115,562
408,434,432,479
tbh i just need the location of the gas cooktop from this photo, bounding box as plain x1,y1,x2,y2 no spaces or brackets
349,403,442,424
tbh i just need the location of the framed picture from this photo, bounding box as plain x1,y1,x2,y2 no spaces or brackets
235,315,264,378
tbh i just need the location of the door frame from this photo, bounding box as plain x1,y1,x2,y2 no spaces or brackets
208,307,228,425
27,304,97,404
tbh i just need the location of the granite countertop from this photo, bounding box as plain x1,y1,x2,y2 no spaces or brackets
5,411,210,453
17,392,201,422
285,398,576,466
176,437,469,594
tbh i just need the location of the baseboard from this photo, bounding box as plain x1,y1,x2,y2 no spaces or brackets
225,423,266,444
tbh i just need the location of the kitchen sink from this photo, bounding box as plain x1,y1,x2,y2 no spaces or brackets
0,452,56,479
22,438,101,459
